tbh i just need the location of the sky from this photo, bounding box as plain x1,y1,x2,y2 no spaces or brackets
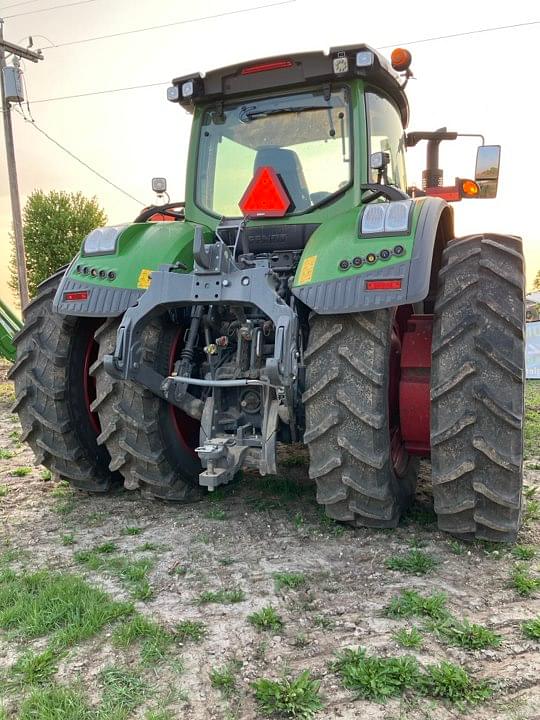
1,0,539,307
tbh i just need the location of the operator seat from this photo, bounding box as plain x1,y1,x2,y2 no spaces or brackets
254,147,311,212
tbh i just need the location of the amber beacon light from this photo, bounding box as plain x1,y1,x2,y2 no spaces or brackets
391,48,412,72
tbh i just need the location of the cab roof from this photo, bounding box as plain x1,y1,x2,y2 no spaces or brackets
169,44,409,127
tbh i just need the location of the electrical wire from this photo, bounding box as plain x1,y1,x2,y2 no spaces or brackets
26,16,540,105
39,0,296,49
13,107,145,204
0,0,46,12
31,80,168,103
377,18,540,49
3,0,96,18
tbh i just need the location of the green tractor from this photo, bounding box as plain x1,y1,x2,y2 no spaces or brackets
10,44,525,541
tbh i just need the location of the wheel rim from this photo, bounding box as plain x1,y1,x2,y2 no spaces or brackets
389,310,409,477
168,328,201,458
82,323,101,436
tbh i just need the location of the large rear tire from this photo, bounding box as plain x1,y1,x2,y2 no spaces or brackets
304,310,417,528
92,316,203,502
431,234,525,542
9,273,116,492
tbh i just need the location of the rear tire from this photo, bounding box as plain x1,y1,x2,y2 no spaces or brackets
93,316,203,502
304,310,417,528
431,234,525,542
9,273,115,492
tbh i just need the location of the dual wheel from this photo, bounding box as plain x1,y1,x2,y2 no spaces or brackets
11,234,525,541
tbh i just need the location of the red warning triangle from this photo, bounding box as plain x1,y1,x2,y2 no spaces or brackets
239,166,291,217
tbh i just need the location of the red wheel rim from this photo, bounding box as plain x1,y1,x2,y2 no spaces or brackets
82,326,101,436
388,309,410,477
168,329,200,458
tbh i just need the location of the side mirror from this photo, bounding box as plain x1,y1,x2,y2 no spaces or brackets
151,177,167,194
474,145,501,199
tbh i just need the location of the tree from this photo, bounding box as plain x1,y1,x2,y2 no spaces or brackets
10,190,107,298
533,269,540,292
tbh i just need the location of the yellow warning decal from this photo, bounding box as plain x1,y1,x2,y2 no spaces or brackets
298,255,317,284
137,268,153,289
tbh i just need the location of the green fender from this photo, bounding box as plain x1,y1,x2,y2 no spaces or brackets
292,196,454,314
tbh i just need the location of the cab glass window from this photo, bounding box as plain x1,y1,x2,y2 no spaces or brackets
366,91,407,189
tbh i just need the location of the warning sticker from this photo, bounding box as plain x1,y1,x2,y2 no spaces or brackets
137,268,153,289
298,255,317,284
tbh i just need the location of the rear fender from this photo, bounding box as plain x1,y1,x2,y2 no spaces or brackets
292,197,454,314
53,222,210,317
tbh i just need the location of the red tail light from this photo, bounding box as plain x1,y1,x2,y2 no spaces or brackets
64,291,89,301
366,280,402,291
239,166,291,217
425,186,461,202
241,59,293,75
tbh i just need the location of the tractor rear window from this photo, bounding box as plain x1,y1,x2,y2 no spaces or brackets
196,89,351,217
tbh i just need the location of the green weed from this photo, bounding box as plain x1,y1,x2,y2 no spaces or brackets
12,466,31,477
521,616,540,640
198,588,245,604
427,617,501,650
385,550,438,575
512,545,536,561
273,571,306,590
175,619,207,642
252,670,322,718
422,661,492,705
510,564,540,597
448,540,467,555
40,469,52,481
61,533,75,546
206,507,227,520
333,648,421,701
248,606,284,632
383,590,447,620
0,485,8,497
393,627,423,649
210,660,242,698
121,526,143,536
525,499,540,524
0,449,15,459
98,665,149,719
74,548,154,600
11,648,60,686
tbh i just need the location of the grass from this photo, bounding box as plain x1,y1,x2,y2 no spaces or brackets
197,587,245,604
521,616,540,640
511,545,536,561
121,526,143,536
524,381,540,458
0,484,8,497
525,498,540,524
0,569,133,649
448,540,467,555
273,571,307,591
11,648,61,686
175,619,207,642
333,647,421,701
210,660,242,698
40,469,52,481
252,671,323,718
248,606,284,632
0,449,15,459
112,615,174,663
385,550,438,575
393,627,423,649
12,466,32,477
98,665,149,719
426,617,501,650
205,507,227,520
383,590,448,620
422,661,492,705
74,547,154,600
510,564,540,597
19,684,91,720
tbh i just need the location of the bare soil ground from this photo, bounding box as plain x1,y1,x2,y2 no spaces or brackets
0,362,539,720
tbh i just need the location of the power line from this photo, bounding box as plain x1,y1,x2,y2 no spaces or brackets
0,0,47,12
27,17,540,105
3,0,96,19
40,0,295,49
14,108,145,205
32,80,168,103
378,19,540,49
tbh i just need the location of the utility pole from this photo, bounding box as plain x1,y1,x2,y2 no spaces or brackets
0,19,43,309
